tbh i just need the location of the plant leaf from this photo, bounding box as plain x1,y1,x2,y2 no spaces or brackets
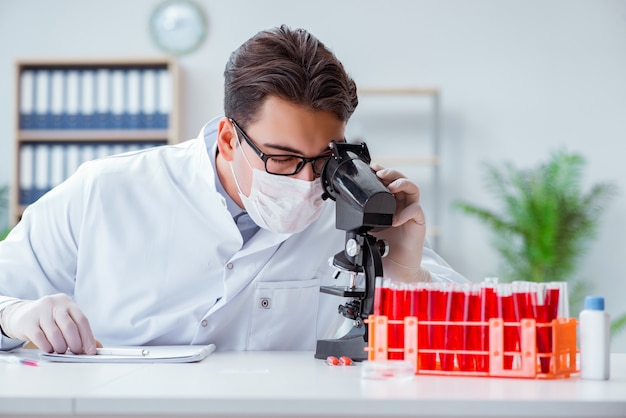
611,312,626,336
453,149,617,287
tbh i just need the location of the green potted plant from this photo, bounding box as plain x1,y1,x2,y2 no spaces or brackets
454,150,625,335
0,185,11,240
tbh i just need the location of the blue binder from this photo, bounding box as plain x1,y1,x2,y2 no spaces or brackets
95,68,111,129
127,69,141,129
30,143,51,203
155,68,170,129
19,70,35,129
50,69,65,129
141,68,157,129
80,69,96,129
66,70,80,129
18,144,34,204
110,69,125,129
34,69,50,130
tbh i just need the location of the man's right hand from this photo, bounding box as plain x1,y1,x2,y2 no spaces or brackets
0,294,97,354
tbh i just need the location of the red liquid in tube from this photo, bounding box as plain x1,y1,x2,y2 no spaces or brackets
418,285,436,370
442,287,464,371
478,284,496,372
460,286,481,372
496,291,516,370
389,286,407,360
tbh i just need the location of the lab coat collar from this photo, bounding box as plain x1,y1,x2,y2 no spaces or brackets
186,120,218,193
197,116,293,242
199,115,222,154
194,118,301,304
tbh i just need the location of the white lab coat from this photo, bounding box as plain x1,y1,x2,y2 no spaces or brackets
0,121,467,351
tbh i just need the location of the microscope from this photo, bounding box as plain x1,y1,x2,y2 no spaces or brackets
314,141,396,361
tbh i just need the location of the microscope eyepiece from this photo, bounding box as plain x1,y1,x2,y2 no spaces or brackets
320,141,396,232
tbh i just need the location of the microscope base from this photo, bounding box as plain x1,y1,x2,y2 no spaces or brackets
314,326,367,362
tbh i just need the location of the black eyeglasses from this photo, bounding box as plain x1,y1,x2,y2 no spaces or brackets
229,118,333,177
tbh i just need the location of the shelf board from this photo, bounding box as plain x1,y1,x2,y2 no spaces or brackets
16,57,175,68
358,87,439,96
18,130,170,142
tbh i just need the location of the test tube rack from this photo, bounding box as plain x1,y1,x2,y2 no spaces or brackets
365,315,579,379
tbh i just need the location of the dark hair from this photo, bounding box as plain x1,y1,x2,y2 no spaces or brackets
224,25,358,128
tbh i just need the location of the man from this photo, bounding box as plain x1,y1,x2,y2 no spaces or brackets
0,25,466,355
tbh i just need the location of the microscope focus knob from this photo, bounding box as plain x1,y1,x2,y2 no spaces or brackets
345,238,360,257
376,239,390,258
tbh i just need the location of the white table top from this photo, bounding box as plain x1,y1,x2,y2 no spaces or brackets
1,350,625,418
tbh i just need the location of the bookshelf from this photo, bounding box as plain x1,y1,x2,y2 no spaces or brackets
354,87,441,249
11,57,180,225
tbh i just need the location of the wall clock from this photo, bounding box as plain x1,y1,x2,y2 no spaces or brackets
149,0,207,55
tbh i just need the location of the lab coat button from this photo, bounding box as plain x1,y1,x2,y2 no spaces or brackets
226,262,233,270
259,298,271,309
201,320,208,327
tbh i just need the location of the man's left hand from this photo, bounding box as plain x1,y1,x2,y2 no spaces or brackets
369,163,431,283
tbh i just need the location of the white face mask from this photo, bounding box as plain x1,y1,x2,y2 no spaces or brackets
229,137,325,234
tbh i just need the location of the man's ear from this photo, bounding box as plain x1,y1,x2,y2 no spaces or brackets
216,117,238,161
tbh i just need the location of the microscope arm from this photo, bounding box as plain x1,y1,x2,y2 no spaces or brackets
361,233,384,319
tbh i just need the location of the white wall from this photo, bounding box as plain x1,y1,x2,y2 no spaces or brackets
1,0,625,351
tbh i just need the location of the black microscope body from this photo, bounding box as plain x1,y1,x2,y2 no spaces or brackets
314,141,396,361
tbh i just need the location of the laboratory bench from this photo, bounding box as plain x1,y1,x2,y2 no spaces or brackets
0,350,625,418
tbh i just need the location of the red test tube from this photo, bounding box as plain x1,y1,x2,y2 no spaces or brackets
379,278,393,360
409,282,420,317
389,282,408,360
545,283,560,323
380,278,393,319
374,276,384,316
478,278,497,372
418,282,436,370
512,281,532,320
548,281,568,319
496,283,516,370
530,283,551,373
442,284,464,371
543,282,562,373
431,283,446,370
459,284,481,372
512,281,532,368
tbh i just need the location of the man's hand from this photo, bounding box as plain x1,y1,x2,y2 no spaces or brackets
370,163,431,283
0,294,97,354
